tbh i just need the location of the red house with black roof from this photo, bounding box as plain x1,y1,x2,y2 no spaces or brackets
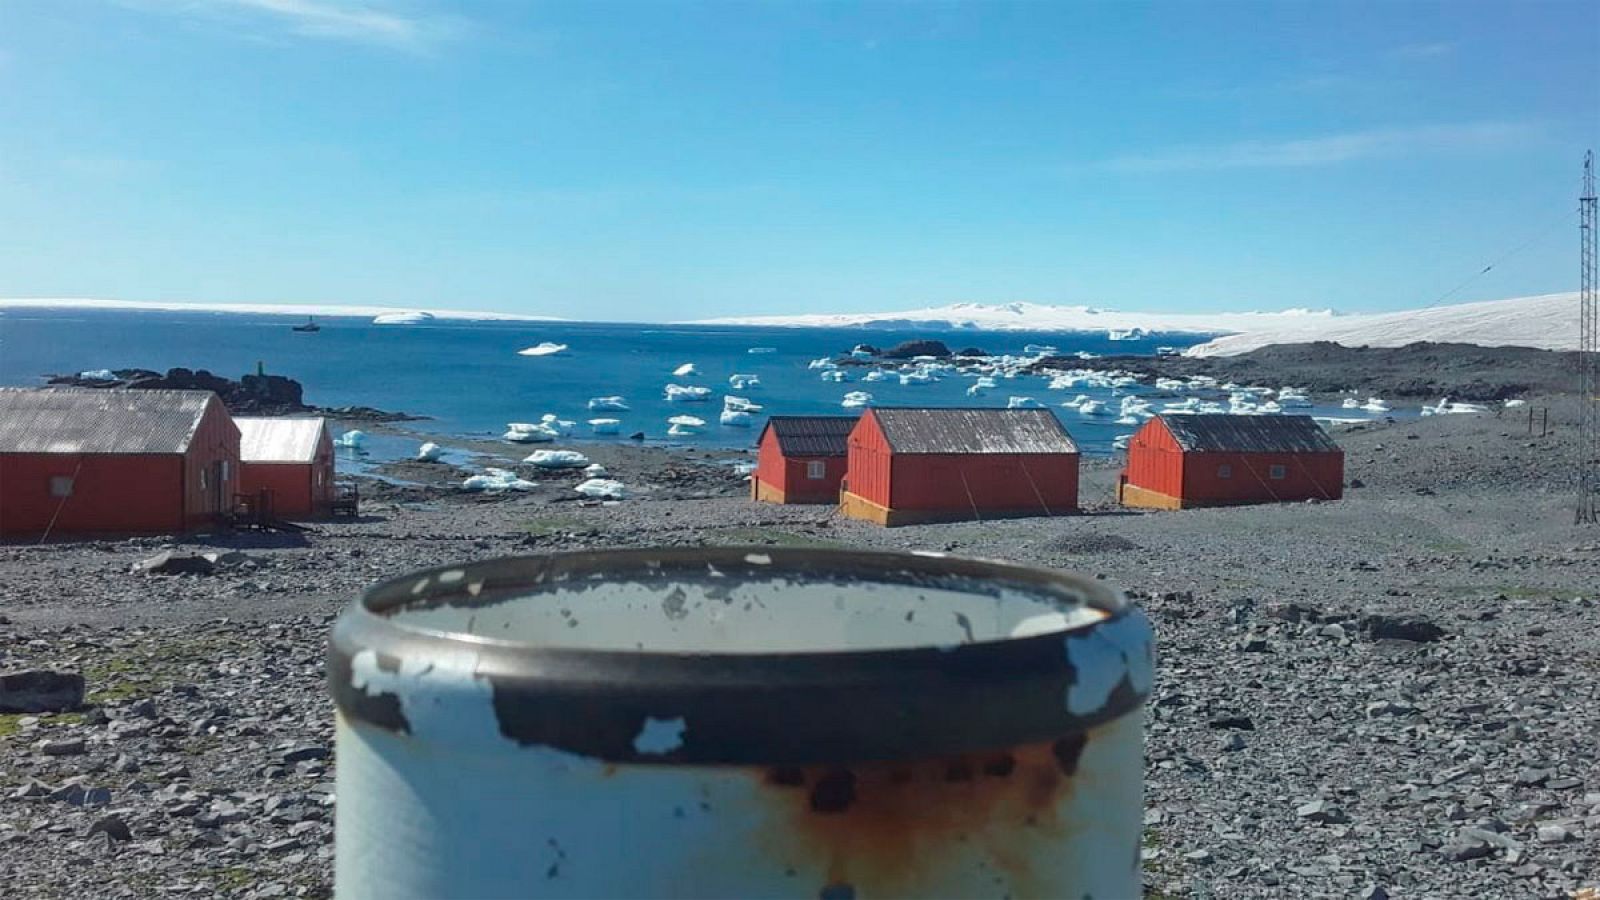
751,416,857,504
1118,413,1344,510
840,407,1080,526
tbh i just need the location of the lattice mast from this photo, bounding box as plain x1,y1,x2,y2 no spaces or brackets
1580,150,1598,524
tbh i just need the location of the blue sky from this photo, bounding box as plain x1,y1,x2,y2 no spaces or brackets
0,1,1595,320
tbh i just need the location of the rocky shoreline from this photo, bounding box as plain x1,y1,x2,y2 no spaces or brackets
43,368,426,422
1,391,1597,898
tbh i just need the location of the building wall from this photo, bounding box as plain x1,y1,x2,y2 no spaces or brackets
241,430,336,518
844,413,893,507
780,456,847,503
754,433,791,495
180,398,241,529
0,454,185,535
312,431,336,513
1179,450,1343,504
888,453,1079,513
1123,419,1184,499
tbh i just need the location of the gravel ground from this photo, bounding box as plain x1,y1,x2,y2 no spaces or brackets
1,396,1597,899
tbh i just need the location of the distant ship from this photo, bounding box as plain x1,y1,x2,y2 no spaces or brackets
292,316,321,333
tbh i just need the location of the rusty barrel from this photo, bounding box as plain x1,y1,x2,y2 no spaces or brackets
329,547,1155,899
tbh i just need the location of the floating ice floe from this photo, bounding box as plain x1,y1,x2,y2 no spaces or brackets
517,342,568,357
899,370,936,386
862,370,889,383
841,391,873,409
728,374,761,390
539,414,577,435
1076,399,1109,416
747,347,777,354
673,363,698,377
1023,344,1058,356
334,430,366,448
1115,415,1141,425
583,463,607,478
1275,388,1312,408
575,478,626,500
667,415,707,436
79,369,116,380
372,311,433,325
808,357,837,370
664,384,712,402
1107,327,1147,341
1112,434,1132,451
1256,401,1283,414
588,396,629,411
1007,396,1045,409
587,418,621,435
1504,398,1528,408
416,442,443,462
1422,397,1489,416
1360,397,1390,413
504,422,559,443
462,467,536,492
820,370,849,383
719,409,754,427
524,449,589,468
724,395,763,413
1341,397,1361,409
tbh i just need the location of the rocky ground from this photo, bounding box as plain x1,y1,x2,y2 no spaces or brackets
1,396,1597,899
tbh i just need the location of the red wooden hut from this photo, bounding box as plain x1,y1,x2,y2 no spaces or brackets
751,416,856,504
235,417,335,519
0,388,240,537
841,408,1080,526
1118,413,1344,510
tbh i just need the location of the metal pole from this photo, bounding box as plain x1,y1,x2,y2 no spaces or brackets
1579,151,1598,524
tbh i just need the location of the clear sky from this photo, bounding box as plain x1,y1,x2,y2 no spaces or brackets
1,1,1595,320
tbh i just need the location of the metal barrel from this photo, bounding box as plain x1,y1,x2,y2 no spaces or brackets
329,547,1155,899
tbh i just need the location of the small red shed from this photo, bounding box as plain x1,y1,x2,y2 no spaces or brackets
0,388,240,537
751,416,856,504
841,408,1080,526
1118,413,1344,510
235,417,335,518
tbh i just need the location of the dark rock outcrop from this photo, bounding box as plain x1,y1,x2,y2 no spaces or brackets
880,340,952,359
44,367,425,420
0,670,85,713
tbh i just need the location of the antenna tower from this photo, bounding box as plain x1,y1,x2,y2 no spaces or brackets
1580,150,1598,524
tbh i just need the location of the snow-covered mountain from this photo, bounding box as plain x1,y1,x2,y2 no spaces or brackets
0,297,563,322
1184,292,1576,357
692,301,1335,336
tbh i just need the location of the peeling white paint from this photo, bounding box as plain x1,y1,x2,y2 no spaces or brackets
631,716,687,755
1062,609,1155,716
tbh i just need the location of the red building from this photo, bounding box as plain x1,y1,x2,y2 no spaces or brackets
0,388,240,537
751,416,856,504
841,408,1080,526
235,417,335,518
1118,413,1344,510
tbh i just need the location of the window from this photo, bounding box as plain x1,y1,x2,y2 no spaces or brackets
1269,464,1287,480
200,469,208,491
806,460,827,480
49,476,74,498
1217,464,1232,480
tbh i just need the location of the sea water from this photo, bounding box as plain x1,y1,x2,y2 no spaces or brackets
0,308,1378,455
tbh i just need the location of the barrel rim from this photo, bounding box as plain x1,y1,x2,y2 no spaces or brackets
329,546,1153,765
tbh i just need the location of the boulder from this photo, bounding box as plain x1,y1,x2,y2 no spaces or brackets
131,551,215,576
0,670,85,713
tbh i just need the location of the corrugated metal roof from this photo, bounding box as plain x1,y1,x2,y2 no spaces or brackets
1158,413,1341,453
235,417,327,463
760,416,857,457
871,408,1079,455
0,388,216,454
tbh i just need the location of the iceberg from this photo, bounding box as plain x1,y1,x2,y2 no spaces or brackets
1007,396,1045,409
667,415,706,436
747,347,777,354
1504,398,1527,408
664,384,712,402
1275,387,1312,408
862,370,889,383
540,414,577,435
517,342,568,357
728,374,761,389
1076,400,1109,416
1023,344,1058,355
1107,327,1148,341
588,396,629,411
575,478,626,500
333,430,366,448
899,370,935,385
1360,397,1390,413
462,468,536,492
79,369,116,380
583,463,607,478
673,363,698,377
841,391,873,409
504,423,558,443
719,409,754,427
724,396,763,412
416,442,443,462
587,418,622,435
373,311,434,325
524,449,590,469
819,370,849,383
1112,434,1132,451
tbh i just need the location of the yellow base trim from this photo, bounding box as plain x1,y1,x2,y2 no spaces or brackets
753,479,837,505
1117,482,1185,510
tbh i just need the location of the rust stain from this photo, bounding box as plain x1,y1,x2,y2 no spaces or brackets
752,734,1091,897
